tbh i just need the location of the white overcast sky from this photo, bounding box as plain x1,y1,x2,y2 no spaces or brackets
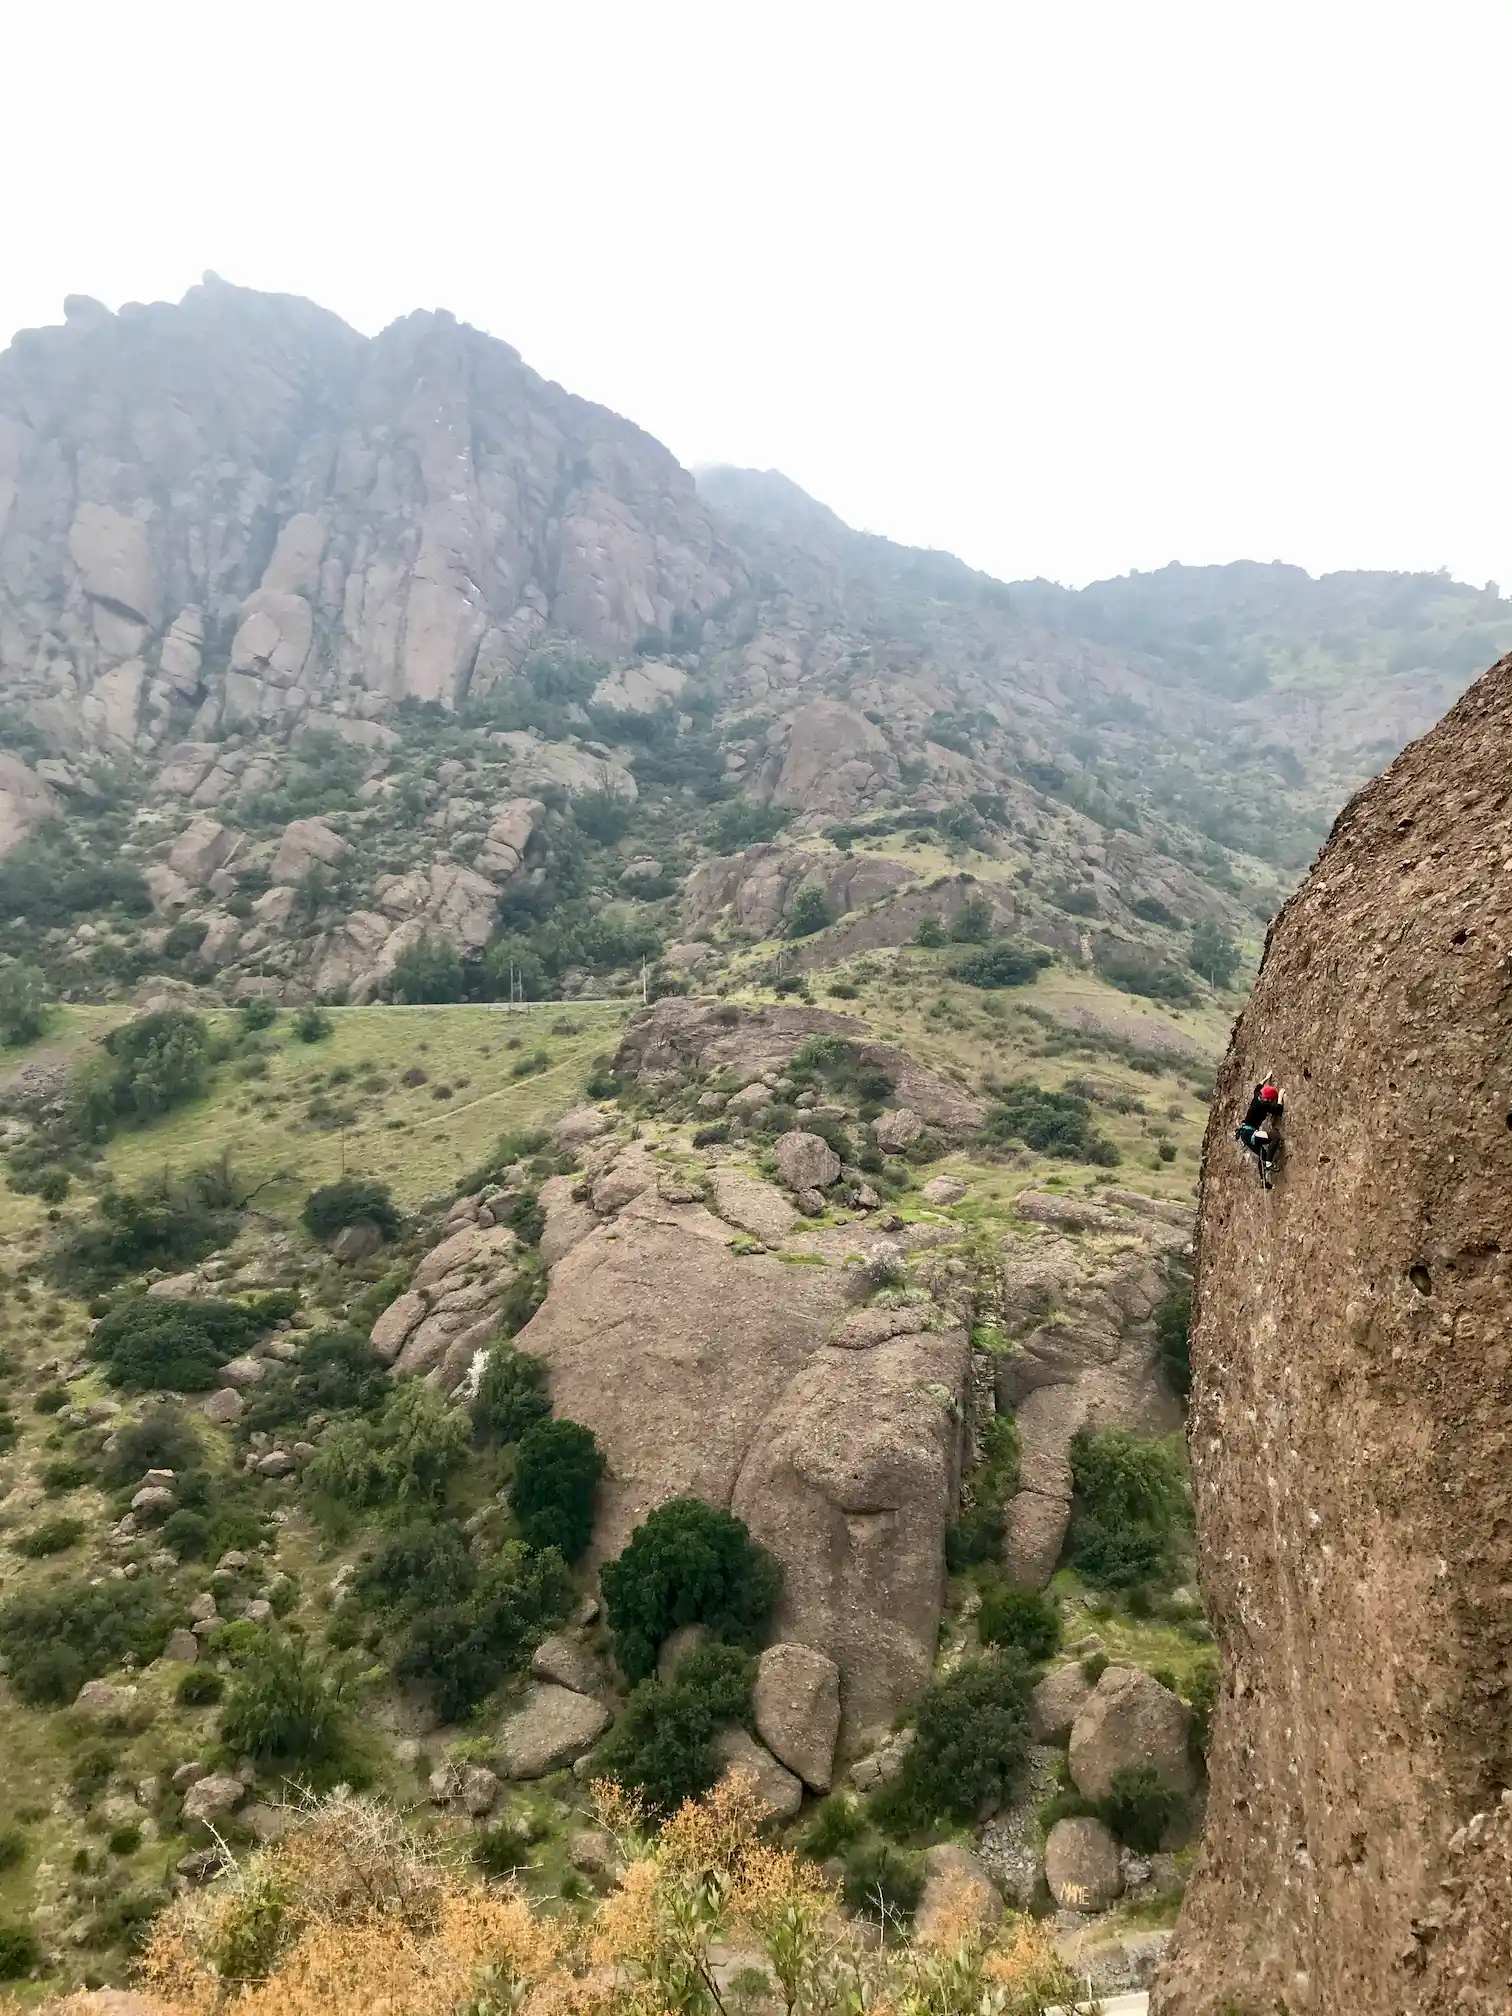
4,1,1509,590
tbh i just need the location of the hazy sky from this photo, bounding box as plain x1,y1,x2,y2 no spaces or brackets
5,2,1509,590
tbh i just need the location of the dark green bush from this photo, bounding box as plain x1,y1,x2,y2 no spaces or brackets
301,1179,402,1244
1066,1428,1190,1594
1129,893,1180,927
602,1497,784,1683
0,1577,173,1705
175,1667,225,1707
393,1540,573,1721
955,940,1053,990
1082,1652,1110,1684
594,1641,755,1816
473,1344,551,1445
1095,945,1197,1005
89,1295,285,1392
107,1821,143,1855
239,996,278,1031
842,1841,924,1922
0,1922,40,1979
712,802,789,852
1189,918,1240,987
242,1330,389,1436
786,887,833,938
875,1653,1034,1830
351,1520,477,1619
987,1081,1119,1165
978,1583,1062,1663
0,955,50,1047
41,1457,94,1493
389,935,466,1004
948,894,994,943
473,1822,535,1877
32,1382,68,1414
1155,1275,1192,1401
0,1828,25,1873
305,1383,470,1512
800,1795,867,1860
161,1509,212,1559
219,1630,353,1764
47,1172,236,1294
293,1004,333,1042
509,1418,605,1562
103,1410,202,1485
71,1008,211,1136
1097,1764,1185,1851
913,914,947,948
13,1515,86,1558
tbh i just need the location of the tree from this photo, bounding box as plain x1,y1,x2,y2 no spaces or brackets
389,934,466,1004
509,1418,605,1562
912,914,947,948
1066,1427,1190,1593
219,1631,352,1765
954,940,1052,989
0,957,49,1047
786,887,833,938
602,1496,783,1682
1189,918,1240,987
948,894,994,943
474,1344,551,1444
594,1641,755,1815
306,1383,471,1511
292,1004,333,1042
302,1179,402,1244
978,1583,1062,1662
877,1653,1034,1827
72,1009,210,1135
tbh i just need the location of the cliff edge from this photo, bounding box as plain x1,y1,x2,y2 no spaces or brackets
1155,653,1512,2012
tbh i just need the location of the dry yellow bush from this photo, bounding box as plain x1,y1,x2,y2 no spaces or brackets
31,1774,1084,2016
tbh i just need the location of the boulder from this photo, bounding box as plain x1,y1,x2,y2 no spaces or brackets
715,1727,804,1820
591,1157,654,1214
241,1803,293,1845
553,1107,612,1148
873,1107,923,1152
331,1220,384,1264
848,1726,914,1793
167,814,236,885
1069,1666,1198,1802
163,1630,200,1664
171,1761,208,1792
1030,1662,1096,1744
568,1827,622,1883
530,1633,602,1698
709,1168,800,1246
0,751,59,860
657,1623,710,1680
218,1355,266,1387
915,1843,1003,1943
476,796,544,881
498,1683,610,1778
752,1642,842,1791
182,1771,245,1828
920,1176,967,1206
460,1765,501,1816
773,1131,841,1192
130,1484,175,1516
1001,1491,1072,1590
1045,1816,1124,1912
370,1289,427,1362
271,816,348,882
539,1175,598,1266
73,1681,140,1723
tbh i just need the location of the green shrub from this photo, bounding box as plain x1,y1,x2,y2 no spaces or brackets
1189,918,1240,987
32,1382,69,1414
1129,893,1180,927
393,1540,573,1720
89,1294,285,1392
1081,1652,1110,1685
987,1081,1119,1165
42,1457,96,1495
948,894,994,943
219,1630,352,1765
474,1344,550,1444
602,1497,784,1683
352,1520,476,1618
1097,1764,1185,1851
242,1330,389,1436
293,1004,333,1042
1066,1428,1190,1594
978,1583,1062,1663
595,1641,755,1816
0,1577,173,1705
107,1821,143,1856
1095,945,1197,1005
0,1829,25,1873
389,935,466,1004
712,802,789,853
175,1667,225,1708
239,996,278,1032
875,1653,1034,1829
0,956,50,1047
1186,1658,1220,1755
473,1822,535,1877
13,1515,86,1558
786,887,833,938
0,1922,40,1979
912,915,947,948
509,1418,605,1562
47,1173,235,1294
800,1795,867,1859
306,1383,470,1513
955,940,1052,990
72,1008,211,1136
302,1179,402,1244
1155,1275,1192,1401
103,1410,202,1485
944,1414,1019,1571
161,1509,212,1559
842,1841,924,1922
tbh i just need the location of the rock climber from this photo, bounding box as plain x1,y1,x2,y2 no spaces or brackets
1235,1074,1284,1180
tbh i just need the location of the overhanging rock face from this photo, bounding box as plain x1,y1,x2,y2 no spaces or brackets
1154,654,1512,2015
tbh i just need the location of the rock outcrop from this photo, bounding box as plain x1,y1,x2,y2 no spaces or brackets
1154,653,1512,2014
0,278,743,753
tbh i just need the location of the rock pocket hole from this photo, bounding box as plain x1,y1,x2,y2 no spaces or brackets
1451,928,1468,945
1505,1111,1512,1130
1409,1263,1433,1295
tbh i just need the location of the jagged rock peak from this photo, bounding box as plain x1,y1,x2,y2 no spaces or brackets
0,281,744,755
1154,651,1512,2013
